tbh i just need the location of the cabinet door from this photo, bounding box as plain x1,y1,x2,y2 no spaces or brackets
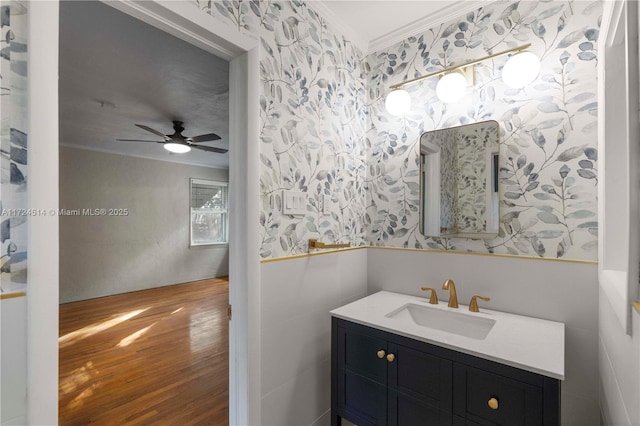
387,343,453,412
454,364,543,426
336,326,388,425
342,326,388,382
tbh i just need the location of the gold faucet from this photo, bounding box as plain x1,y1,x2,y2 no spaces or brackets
442,279,458,308
469,295,491,312
420,287,439,304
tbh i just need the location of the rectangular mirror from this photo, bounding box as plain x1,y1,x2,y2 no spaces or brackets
419,120,500,239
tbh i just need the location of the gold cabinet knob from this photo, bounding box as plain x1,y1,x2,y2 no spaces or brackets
377,350,385,359
488,397,499,410
386,353,395,362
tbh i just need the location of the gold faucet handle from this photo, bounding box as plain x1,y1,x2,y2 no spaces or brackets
420,287,439,304
469,295,491,312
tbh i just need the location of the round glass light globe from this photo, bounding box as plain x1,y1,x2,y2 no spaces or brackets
385,89,411,116
436,72,467,103
502,51,541,89
164,142,191,154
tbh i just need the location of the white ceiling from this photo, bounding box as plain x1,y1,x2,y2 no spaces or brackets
59,1,230,169
59,1,487,169
312,0,493,53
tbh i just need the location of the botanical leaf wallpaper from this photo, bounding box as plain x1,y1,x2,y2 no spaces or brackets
197,0,601,261
454,121,499,234
196,0,369,259
365,0,601,260
0,0,28,293
438,128,458,232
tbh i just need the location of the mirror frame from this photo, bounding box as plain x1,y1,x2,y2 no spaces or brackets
418,120,500,240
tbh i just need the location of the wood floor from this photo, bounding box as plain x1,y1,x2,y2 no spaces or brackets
59,277,229,425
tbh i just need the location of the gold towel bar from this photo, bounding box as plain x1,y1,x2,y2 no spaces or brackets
308,239,351,250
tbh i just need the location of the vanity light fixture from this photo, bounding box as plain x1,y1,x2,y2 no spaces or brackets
385,88,412,116
502,51,541,88
163,142,191,154
384,43,537,114
436,70,470,103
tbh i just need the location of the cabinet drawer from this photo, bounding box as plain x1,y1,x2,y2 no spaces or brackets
340,372,387,426
453,415,481,426
454,365,543,426
389,389,452,425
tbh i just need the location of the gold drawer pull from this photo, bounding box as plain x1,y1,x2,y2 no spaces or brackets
377,350,385,359
488,397,499,410
386,353,395,363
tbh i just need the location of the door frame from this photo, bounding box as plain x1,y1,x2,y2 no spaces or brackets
27,1,261,424
597,0,640,334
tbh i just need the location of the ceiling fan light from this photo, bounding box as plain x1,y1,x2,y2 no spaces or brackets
385,89,411,116
436,72,467,103
502,51,541,88
164,142,191,154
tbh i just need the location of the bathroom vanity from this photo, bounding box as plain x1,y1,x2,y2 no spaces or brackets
330,291,564,426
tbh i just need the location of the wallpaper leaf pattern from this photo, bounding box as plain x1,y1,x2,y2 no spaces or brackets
0,0,28,293
365,0,601,260
454,121,498,234
197,0,369,259
196,0,600,261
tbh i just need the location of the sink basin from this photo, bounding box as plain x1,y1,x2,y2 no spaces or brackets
385,303,496,340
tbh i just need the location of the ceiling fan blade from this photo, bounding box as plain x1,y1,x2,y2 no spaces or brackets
191,144,228,154
190,133,222,143
116,139,163,143
135,124,167,138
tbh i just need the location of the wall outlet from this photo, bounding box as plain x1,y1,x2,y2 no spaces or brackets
282,190,307,216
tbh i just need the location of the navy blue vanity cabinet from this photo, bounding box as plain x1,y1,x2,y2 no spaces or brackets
332,317,560,426
332,318,453,425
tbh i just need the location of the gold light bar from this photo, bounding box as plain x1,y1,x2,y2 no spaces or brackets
389,43,532,90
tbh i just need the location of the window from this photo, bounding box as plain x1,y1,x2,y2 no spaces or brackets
190,179,228,246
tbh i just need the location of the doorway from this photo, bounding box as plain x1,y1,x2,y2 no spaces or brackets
28,1,260,424
57,1,231,423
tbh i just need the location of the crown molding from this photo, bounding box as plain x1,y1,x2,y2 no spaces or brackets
368,0,497,54
308,1,370,54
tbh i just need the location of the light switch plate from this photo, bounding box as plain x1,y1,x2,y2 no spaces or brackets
322,194,331,215
282,190,307,216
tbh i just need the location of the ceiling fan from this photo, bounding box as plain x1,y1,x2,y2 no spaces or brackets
116,121,227,154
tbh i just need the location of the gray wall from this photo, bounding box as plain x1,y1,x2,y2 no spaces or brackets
59,146,229,303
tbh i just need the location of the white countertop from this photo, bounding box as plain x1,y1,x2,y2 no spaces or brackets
331,291,565,380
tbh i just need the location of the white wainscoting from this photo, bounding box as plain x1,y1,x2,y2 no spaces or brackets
260,247,599,425
599,294,640,426
260,249,368,426
1,295,27,425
